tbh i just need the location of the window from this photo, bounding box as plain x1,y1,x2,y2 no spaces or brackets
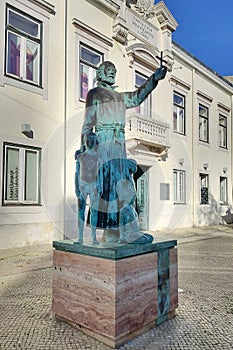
173,92,185,134
160,183,170,200
200,173,209,204
219,114,227,149
173,170,185,204
3,143,41,205
135,72,151,118
5,5,42,86
73,19,112,106
199,104,209,143
220,177,228,204
79,44,103,100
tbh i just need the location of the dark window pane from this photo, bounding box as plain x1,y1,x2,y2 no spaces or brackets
8,9,39,38
201,187,208,204
136,74,146,86
174,93,184,106
7,32,21,77
26,40,39,83
80,47,101,66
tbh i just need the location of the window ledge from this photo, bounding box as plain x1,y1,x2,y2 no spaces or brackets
219,146,228,152
2,76,47,99
173,131,186,138
197,140,210,148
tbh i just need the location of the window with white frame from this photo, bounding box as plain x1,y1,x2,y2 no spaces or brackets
173,169,186,204
219,114,227,149
199,104,209,143
79,44,103,100
73,19,112,106
220,177,228,204
200,173,209,204
3,143,41,205
135,72,151,118
5,5,42,86
173,92,185,134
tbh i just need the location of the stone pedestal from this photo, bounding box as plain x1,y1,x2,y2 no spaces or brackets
52,240,178,348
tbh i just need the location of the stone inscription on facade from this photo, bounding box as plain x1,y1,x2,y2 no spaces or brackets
127,9,158,44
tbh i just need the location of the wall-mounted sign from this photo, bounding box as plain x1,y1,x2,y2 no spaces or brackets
127,9,158,45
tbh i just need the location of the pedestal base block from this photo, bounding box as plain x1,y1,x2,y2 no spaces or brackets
52,240,178,348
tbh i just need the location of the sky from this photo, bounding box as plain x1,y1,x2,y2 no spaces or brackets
161,0,233,77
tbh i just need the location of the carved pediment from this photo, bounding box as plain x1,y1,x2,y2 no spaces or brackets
126,43,160,69
127,0,155,19
154,1,178,32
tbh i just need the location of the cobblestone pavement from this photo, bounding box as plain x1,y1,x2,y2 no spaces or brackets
0,226,232,349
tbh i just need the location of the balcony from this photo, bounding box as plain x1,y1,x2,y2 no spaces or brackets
125,114,170,155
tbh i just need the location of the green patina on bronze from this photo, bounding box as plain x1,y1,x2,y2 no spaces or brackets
74,59,167,245
53,239,176,260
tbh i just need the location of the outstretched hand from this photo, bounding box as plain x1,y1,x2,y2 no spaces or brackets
154,66,167,81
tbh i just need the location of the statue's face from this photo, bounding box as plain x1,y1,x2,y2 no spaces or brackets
101,63,117,85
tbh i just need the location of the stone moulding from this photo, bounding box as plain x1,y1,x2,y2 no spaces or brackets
126,43,160,70
52,239,178,348
153,1,178,32
85,0,120,18
112,17,129,44
72,18,113,48
28,0,56,15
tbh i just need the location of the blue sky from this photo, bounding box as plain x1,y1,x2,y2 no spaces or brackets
162,0,233,77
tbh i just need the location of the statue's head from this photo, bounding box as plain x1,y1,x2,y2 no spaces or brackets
96,61,117,85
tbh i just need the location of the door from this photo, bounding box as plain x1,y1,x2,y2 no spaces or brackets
134,165,149,231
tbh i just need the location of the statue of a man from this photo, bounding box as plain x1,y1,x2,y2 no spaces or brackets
80,60,167,243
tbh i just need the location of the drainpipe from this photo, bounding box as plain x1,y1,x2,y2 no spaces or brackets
231,94,233,210
192,68,196,227
63,0,68,237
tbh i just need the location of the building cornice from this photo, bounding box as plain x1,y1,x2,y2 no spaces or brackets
172,42,233,93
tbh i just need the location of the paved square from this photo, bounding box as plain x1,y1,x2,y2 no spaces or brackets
0,226,232,349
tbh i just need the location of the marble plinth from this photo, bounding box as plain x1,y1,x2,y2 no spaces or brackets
52,240,178,348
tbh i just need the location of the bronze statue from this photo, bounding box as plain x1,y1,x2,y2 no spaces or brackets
75,60,167,244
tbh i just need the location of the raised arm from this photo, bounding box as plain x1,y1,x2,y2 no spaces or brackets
124,66,167,109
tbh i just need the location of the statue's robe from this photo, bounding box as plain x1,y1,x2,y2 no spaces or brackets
82,75,159,230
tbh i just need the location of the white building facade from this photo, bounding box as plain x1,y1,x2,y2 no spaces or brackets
0,0,232,248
